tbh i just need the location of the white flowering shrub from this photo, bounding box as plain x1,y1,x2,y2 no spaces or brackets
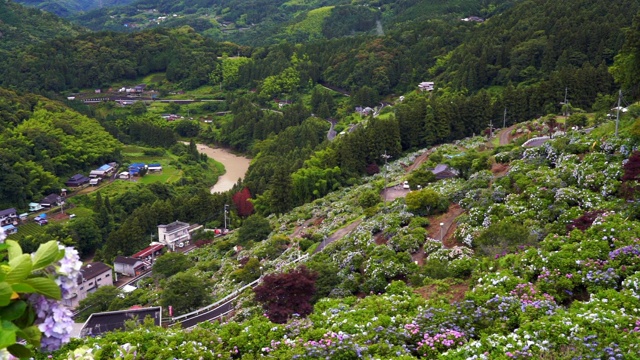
0,230,81,358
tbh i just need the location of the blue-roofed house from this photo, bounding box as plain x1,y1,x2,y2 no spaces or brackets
90,164,115,178
148,163,162,173
2,224,17,235
128,163,146,176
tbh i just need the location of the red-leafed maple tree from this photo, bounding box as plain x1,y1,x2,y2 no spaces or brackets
233,187,255,217
253,266,317,324
621,151,640,199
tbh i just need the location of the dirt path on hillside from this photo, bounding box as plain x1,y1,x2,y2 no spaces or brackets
498,125,517,146
407,150,431,172
313,219,362,253
411,204,465,265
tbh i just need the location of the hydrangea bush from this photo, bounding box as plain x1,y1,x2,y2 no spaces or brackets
0,227,81,358
42,125,640,359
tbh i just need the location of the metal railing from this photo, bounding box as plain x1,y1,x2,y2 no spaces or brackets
168,253,310,327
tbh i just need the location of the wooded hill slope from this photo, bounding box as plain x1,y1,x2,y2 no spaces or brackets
66,0,515,45
0,0,84,53
0,89,122,209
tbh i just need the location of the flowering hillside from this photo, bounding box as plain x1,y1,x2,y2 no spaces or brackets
36,118,640,359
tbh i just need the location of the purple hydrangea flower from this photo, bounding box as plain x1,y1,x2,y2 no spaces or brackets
29,295,74,351
55,246,81,300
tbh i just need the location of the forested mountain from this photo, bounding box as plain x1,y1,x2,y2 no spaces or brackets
0,0,84,52
67,0,515,45
435,0,639,91
0,26,242,92
13,0,135,17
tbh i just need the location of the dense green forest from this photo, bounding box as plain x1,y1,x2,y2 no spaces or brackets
0,26,241,92
0,90,121,209
13,0,135,17
0,0,84,52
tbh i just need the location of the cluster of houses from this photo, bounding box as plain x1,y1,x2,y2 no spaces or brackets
1,193,65,234
64,220,201,310
65,163,117,188
118,163,162,180
72,222,204,338
117,84,147,94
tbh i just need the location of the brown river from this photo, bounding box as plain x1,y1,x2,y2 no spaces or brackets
194,143,251,193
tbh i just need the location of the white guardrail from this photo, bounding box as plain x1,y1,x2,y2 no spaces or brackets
169,253,309,326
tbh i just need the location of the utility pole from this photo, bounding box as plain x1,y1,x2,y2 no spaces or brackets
615,90,622,138
488,119,493,138
223,204,229,232
563,87,569,117
381,151,391,211
503,108,507,129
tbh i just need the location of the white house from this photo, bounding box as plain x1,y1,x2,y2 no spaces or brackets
114,256,147,277
158,221,191,251
62,262,113,308
0,208,17,226
418,81,434,92
29,202,43,212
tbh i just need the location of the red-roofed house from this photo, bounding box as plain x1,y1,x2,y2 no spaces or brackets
132,243,165,261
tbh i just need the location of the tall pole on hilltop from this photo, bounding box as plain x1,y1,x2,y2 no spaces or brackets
615,90,622,138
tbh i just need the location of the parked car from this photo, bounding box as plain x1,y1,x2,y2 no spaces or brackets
403,181,410,189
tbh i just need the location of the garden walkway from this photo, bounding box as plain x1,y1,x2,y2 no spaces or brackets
314,219,362,253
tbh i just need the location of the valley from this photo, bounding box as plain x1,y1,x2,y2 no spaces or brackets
0,0,640,358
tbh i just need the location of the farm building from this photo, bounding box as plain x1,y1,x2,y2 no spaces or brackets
65,174,90,187
114,256,147,277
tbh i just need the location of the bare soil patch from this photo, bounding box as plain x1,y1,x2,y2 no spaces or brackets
491,163,510,177
382,185,410,201
414,281,469,304
373,231,387,245
425,204,465,246
406,150,432,172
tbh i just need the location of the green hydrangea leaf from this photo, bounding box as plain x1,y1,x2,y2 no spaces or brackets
0,320,19,350
31,240,60,271
10,283,35,294
6,240,22,262
17,325,41,347
0,299,26,321
23,278,61,300
7,343,32,358
0,282,13,307
6,254,32,284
